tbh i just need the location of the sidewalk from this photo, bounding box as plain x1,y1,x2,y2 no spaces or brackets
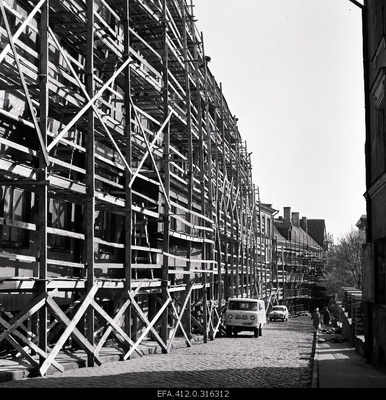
0,336,201,384
312,331,386,388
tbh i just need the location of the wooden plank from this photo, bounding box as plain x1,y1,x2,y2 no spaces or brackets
39,285,101,376
45,298,83,345
0,298,45,342
94,298,130,355
128,108,174,189
47,57,132,157
0,251,36,263
167,296,192,348
47,259,85,268
166,285,194,351
0,1,49,166
85,0,96,368
129,100,171,210
47,26,131,176
94,285,143,354
0,254,83,269
164,251,216,265
0,0,46,63
0,315,64,373
123,293,170,360
212,307,223,337
91,300,143,357
6,334,41,371
44,296,102,369
0,290,55,341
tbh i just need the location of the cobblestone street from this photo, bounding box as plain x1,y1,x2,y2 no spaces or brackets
0,315,315,389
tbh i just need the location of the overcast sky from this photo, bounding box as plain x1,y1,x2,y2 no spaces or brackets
193,0,366,243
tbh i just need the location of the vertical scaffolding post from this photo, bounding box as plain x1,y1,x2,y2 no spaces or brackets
182,1,192,335
250,154,255,297
161,0,171,350
257,187,263,297
201,34,215,338
244,179,251,297
214,107,222,304
85,0,95,367
253,187,260,298
123,0,133,340
239,148,245,297
38,0,49,363
227,113,235,297
195,31,208,343
220,84,229,300
234,133,240,297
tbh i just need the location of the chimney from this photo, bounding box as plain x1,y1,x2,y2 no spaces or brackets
283,207,291,223
292,212,300,227
300,216,308,232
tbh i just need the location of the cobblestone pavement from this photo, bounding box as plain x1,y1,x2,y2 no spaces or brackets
0,315,315,389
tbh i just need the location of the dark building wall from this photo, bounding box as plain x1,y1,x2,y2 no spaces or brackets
362,0,386,370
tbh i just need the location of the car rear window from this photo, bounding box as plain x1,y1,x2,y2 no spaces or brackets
228,301,258,311
272,306,286,311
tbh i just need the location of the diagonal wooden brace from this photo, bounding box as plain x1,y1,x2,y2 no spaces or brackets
0,291,50,342
123,291,170,360
94,285,143,354
47,57,132,153
47,26,132,174
166,286,194,351
39,284,101,376
0,0,50,167
0,0,46,64
0,314,64,373
91,300,143,357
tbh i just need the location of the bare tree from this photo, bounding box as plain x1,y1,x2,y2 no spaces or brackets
323,228,366,299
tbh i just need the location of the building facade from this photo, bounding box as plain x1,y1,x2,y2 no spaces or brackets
359,0,386,371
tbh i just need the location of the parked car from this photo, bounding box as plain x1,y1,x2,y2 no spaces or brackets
269,305,289,321
224,298,266,338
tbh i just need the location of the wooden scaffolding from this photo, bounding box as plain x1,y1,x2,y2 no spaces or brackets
0,0,274,375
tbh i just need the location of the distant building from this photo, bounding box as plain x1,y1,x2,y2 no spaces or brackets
356,215,367,231
272,207,327,315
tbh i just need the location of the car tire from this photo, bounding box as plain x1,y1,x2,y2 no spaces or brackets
254,328,259,338
259,326,263,336
226,326,232,337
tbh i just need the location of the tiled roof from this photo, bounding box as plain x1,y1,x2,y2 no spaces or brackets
274,221,323,251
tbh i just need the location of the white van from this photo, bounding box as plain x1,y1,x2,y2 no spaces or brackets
224,298,266,338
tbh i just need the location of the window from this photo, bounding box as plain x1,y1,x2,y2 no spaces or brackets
376,109,386,177
374,1,386,50
229,301,258,311
95,210,124,254
0,187,30,248
48,199,71,251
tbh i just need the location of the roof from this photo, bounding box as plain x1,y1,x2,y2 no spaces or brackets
306,219,326,247
356,215,367,230
274,220,323,251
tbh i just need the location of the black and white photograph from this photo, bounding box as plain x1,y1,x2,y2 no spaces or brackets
0,0,385,393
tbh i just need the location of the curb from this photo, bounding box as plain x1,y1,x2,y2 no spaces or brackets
311,332,319,388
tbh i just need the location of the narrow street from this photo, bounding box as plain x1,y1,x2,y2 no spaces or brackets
0,315,315,389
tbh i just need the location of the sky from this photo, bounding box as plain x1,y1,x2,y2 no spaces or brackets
193,0,366,243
